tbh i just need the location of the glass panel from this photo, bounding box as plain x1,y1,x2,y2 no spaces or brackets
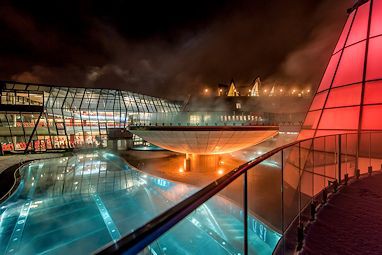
366,35,382,80
325,83,362,108
302,110,321,129
333,41,366,87
311,136,328,196
315,129,353,137
323,135,338,180
370,132,382,172
297,129,315,140
309,91,328,111
298,139,315,227
282,142,300,251
140,176,249,255
247,153,282,254
370,0,382,37
359,132,371,174
341,133,358,179
363,80,382,105
361,105,382,130
334,11,355,53
317,53,341,92
318,106,360,130
345,2,370,46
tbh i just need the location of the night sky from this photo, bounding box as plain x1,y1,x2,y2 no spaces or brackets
0,0,353,99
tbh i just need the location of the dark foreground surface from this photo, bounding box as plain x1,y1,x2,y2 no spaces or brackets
303,173,382,255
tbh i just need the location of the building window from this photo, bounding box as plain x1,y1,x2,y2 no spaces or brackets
190,115,201,124
236,102,241,109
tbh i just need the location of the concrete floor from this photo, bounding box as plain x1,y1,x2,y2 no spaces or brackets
0,153,63,173
302,173,382,255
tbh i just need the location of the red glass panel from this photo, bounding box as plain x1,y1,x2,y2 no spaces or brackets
346,2,370,46
315,130,353,137
364,80,382,105
309,91,328,111
334,11,355,53
370,0,382,37
325,84,362,108
318,106,360,130
333,41,366,87
366,36,382,80
302,110,321,129
297,129,315,140
362,105,382,130
317,53,341,92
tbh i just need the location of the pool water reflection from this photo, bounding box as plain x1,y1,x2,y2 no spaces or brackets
0,152,279,255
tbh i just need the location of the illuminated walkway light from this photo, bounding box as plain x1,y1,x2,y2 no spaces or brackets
92,194,121,242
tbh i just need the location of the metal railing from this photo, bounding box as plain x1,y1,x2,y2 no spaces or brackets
96,131,382,255
128,111,277,127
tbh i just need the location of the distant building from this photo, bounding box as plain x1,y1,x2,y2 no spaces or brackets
214,77,310,98
227,80,239,96
250,78,261,97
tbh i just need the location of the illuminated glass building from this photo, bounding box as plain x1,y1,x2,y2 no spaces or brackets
0,81,181,152
300,0,382,139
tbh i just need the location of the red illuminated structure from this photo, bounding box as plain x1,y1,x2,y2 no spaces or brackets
299,0,382,139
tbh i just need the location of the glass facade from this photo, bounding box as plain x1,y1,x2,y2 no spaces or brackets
299,0,382,140
0,81,181,152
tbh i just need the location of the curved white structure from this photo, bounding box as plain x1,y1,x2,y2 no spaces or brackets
130,126,278,155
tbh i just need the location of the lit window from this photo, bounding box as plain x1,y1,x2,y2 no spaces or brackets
236,103,241,109
189,115,201,124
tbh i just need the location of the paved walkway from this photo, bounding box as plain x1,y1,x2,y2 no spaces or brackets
302,173,382,255
0,153,63,173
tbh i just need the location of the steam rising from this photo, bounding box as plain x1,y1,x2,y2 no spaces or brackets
0,0,352,99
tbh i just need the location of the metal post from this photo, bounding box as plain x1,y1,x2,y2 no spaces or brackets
369,132,372,172
355,133,359,177
338,135,342,183
298,142,301,224
24,111,43,154
244,171,248,255
281,150,285,253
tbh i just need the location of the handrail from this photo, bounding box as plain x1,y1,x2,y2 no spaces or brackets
96,131,379,254
96,132,339,254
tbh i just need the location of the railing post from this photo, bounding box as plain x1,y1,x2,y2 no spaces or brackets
369,132,372,174
281,150,285,253
297,222,304,251
297,142,303,251
338,134,342,183
298,142,301,224
244,171,248,255
355,133,360,178
310,201,316,221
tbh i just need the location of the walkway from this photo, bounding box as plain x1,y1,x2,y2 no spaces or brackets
0,153,64,200
0,153,63,173
302,173,382,255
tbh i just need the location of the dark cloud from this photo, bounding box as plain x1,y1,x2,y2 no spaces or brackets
0,0,353,99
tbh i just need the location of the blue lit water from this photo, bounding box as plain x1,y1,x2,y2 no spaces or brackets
0,152,280,254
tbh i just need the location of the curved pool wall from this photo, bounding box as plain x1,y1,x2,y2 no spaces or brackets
0,151,280,254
